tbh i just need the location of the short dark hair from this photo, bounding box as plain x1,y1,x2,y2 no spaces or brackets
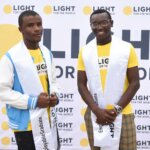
18,10,40,27
90,9,112,22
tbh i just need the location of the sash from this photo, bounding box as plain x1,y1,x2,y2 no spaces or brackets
82,36,130,150
9,41,59,150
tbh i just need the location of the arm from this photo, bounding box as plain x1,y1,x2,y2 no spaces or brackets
117,66,140,109
77,70,116,125
0,55,33,109
0,55,50,109
77,71,98,111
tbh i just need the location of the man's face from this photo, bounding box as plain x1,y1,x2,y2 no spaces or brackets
19,15,43,43
90,12,113,42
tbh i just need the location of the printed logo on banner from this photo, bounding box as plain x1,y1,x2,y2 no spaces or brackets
60,137,89,148
80,122,86,133
80,138,89,148
0,24,22,58
136,124,150,134
83,5,115,15
135,109,150,118
81,107,86,116
1,136,16,146
43,28,150,64
57,122,73,131
56,107,74,116
11,137,16,145
1,137,11,146
123,6,150,16
132,94,150,104
59,93,74,102
59,123,89,148
3,4,35,14
43,5,76,15
59,137,73,146
137,140,150,149
0,105,17,147
56,65,75,79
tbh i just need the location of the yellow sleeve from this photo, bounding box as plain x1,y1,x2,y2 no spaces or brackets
77,47,85,71
127,45,138,68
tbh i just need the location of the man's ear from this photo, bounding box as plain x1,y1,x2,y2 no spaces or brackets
111,20,113,27
18,26,22,33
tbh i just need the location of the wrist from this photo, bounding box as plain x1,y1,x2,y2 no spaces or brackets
28,96,38,109
91,103,99,114
114,105,123,115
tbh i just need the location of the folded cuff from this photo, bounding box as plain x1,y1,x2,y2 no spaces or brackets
28,96,38,109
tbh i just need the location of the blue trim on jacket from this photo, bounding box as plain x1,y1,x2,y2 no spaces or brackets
5,53,38,130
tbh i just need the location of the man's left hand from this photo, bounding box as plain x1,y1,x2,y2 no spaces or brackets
49,93,58,107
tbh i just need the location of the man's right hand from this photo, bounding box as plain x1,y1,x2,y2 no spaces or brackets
94,108,117,125
37,92,50,108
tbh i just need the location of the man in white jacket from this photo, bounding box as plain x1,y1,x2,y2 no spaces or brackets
77,9,140,150
0,10,60,150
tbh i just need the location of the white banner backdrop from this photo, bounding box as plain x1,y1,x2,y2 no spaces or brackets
0,0,150,149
